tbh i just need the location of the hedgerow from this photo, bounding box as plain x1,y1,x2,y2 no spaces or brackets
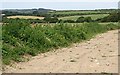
2,20,120,65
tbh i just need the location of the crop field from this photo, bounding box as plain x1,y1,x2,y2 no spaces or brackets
59,14,109,20
7,16,44,19
48,10,112,15
49,10,99,14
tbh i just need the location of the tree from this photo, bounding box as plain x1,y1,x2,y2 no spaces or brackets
33,11,39,15
43,16,58,23
96,12,120,22
76,17,85,23
84,17,92,22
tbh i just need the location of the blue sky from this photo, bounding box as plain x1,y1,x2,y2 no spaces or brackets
1,1,119,10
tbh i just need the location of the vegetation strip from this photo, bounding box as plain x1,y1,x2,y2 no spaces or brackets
2,20,120,65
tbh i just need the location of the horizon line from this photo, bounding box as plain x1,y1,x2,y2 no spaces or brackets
1,8,118,10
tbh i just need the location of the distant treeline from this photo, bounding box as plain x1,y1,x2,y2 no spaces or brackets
2,9,118,17
2,11,47,17
2,8,53,17
53,9,117,12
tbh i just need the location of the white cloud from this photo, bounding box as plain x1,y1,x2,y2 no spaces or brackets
1,0,120,2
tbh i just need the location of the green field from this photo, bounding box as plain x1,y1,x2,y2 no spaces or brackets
49,10,100,14
48,10,114,15
59,14,109,21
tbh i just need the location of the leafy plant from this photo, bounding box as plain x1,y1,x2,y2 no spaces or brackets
2,19,120,65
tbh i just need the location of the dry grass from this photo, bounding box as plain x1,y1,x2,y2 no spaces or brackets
7,16,44,19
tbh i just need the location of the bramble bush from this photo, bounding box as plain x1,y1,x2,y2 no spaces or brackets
2,20,120,65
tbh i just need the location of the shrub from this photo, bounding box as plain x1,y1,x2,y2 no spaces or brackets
2,20,119,65
43,16,58,23
76,17,85,23
84,17,93,22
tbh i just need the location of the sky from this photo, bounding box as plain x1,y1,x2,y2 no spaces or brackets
1,0,119,2
0,0,119,10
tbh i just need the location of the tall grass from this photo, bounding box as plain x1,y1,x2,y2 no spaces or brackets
2,21,120,65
